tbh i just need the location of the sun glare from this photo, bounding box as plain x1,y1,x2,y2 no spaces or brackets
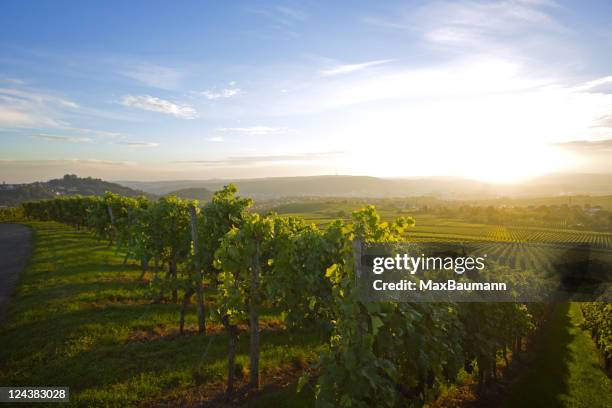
460,144,579,183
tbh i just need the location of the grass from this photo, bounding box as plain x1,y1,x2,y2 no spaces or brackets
502,302,612,407
0,221,326,406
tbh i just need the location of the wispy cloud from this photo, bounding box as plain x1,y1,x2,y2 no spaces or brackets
63,127,122,138
0,86,78,128
118,141,160,147
246,3,307,38
120,62,183,90
217,126,285,136
554,138,612,173
121,95,197,119
364,0,565,49
593,114,612,128
31,133,93,143
0,76,26,86
0,158,136,166
556,138,612,153
276,5,308,21
174,151,342,166
0,107,45,127
575,76,612,94
0,87,79,109
206,136,224,142
199,87,242,100
320,59,394,77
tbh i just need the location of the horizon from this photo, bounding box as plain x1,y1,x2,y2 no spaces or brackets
2,1,612,183
5,170,612,187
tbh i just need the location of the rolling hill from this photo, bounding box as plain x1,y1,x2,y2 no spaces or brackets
165,187,213,202
117,173,612,199
0,174,151,206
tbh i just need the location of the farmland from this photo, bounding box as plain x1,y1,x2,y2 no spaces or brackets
0,191,610,407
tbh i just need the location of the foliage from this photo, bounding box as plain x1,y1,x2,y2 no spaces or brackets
20,190,554,406
581,302,612,370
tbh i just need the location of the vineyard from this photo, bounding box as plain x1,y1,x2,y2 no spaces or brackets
581,302,612,372
0,188,610,406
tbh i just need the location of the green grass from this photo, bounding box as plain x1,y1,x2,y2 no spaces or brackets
502,302,612,408
244,383,315,408
0,222,326,406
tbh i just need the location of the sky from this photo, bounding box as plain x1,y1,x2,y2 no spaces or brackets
1,0,612,183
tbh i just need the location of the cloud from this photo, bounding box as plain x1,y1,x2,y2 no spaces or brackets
121,95,197,119
0,107,42,127
575,76,612,95
246,4,307,38
555,139,612,153
63,127,122,138
217,126,285,136
206,136,224,142
0,159,135,166
318,57,546,108
320,60,394,77
0,86,78,128
364,0,565,50
593,113,612,128
0,87,79,109
31,133,93,143
199,88,242,100
174,151,343,166
0,77,25,86
276,5,308,21
118,141,160,147
554,138,612,173
120,63,183,90
31,132,158,147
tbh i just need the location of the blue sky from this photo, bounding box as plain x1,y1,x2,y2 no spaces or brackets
1,0,612,182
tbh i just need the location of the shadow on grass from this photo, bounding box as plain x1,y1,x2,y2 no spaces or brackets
502,302,573,408
0,222,327,405
0,300,326,395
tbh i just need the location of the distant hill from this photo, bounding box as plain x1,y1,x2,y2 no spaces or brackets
5,173,612,206
166,187,213,202
118,175,491,198
0,174,150,206
117,173,612,199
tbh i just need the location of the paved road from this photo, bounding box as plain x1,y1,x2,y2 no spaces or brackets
0,224,32,324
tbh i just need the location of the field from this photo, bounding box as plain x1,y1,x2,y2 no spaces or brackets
0,197,611,407
275,202,612,246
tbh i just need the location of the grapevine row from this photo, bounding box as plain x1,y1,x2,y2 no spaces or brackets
18,189,546,406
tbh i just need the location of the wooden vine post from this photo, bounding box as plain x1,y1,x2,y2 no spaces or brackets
107,204,117,245
249,240,261,389
189,204,206,334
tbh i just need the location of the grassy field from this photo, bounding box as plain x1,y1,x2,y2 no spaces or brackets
279,204,612,248
502,303,612,407
0,222,326,406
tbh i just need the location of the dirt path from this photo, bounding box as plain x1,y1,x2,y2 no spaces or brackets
0,223,32,324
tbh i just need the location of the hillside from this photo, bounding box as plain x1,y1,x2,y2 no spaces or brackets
0,174,150,206
165,187,213,202
118,173,612,199
118,175,492,198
